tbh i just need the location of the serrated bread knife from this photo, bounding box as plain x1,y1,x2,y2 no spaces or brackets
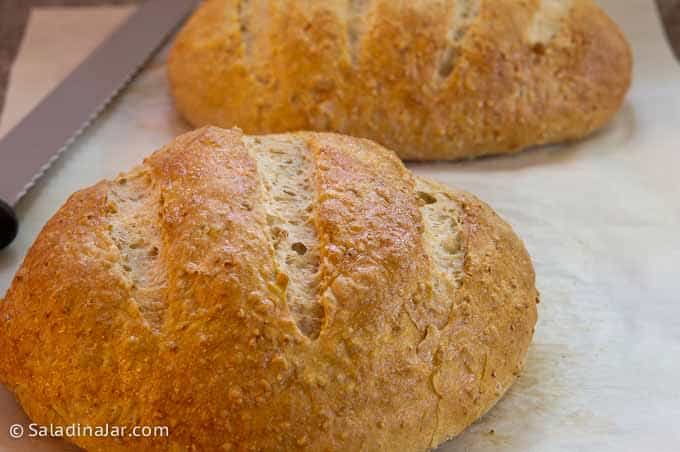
0,0,200,250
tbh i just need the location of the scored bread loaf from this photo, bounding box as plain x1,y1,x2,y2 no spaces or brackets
168,0,632,160
0,127,538,451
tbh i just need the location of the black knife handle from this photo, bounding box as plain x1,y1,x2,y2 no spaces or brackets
0,199,18,250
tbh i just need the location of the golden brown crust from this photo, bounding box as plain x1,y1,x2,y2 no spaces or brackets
168,0,632,160
0,127,537,451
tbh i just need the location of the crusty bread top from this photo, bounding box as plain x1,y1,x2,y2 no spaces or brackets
168,0,632,160
0,128,537,451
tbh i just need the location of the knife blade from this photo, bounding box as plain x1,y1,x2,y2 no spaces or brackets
0,0,200,250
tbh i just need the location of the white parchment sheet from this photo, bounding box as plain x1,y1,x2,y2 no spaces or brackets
1,1,679,451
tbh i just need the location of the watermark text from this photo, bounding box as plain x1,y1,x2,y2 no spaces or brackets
9,423,169,439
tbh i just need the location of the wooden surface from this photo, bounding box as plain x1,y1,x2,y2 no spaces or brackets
0,0,679,121
0,0,138,119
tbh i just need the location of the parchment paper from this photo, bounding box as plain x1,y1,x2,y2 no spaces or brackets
1,1,679,451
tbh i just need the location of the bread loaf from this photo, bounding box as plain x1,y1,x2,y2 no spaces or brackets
0,127,538,451
168,0,632,160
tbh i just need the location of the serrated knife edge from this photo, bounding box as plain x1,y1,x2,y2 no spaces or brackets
13,66,135,204
0,0,200,206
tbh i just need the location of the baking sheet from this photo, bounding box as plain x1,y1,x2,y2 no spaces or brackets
1,1,679,450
